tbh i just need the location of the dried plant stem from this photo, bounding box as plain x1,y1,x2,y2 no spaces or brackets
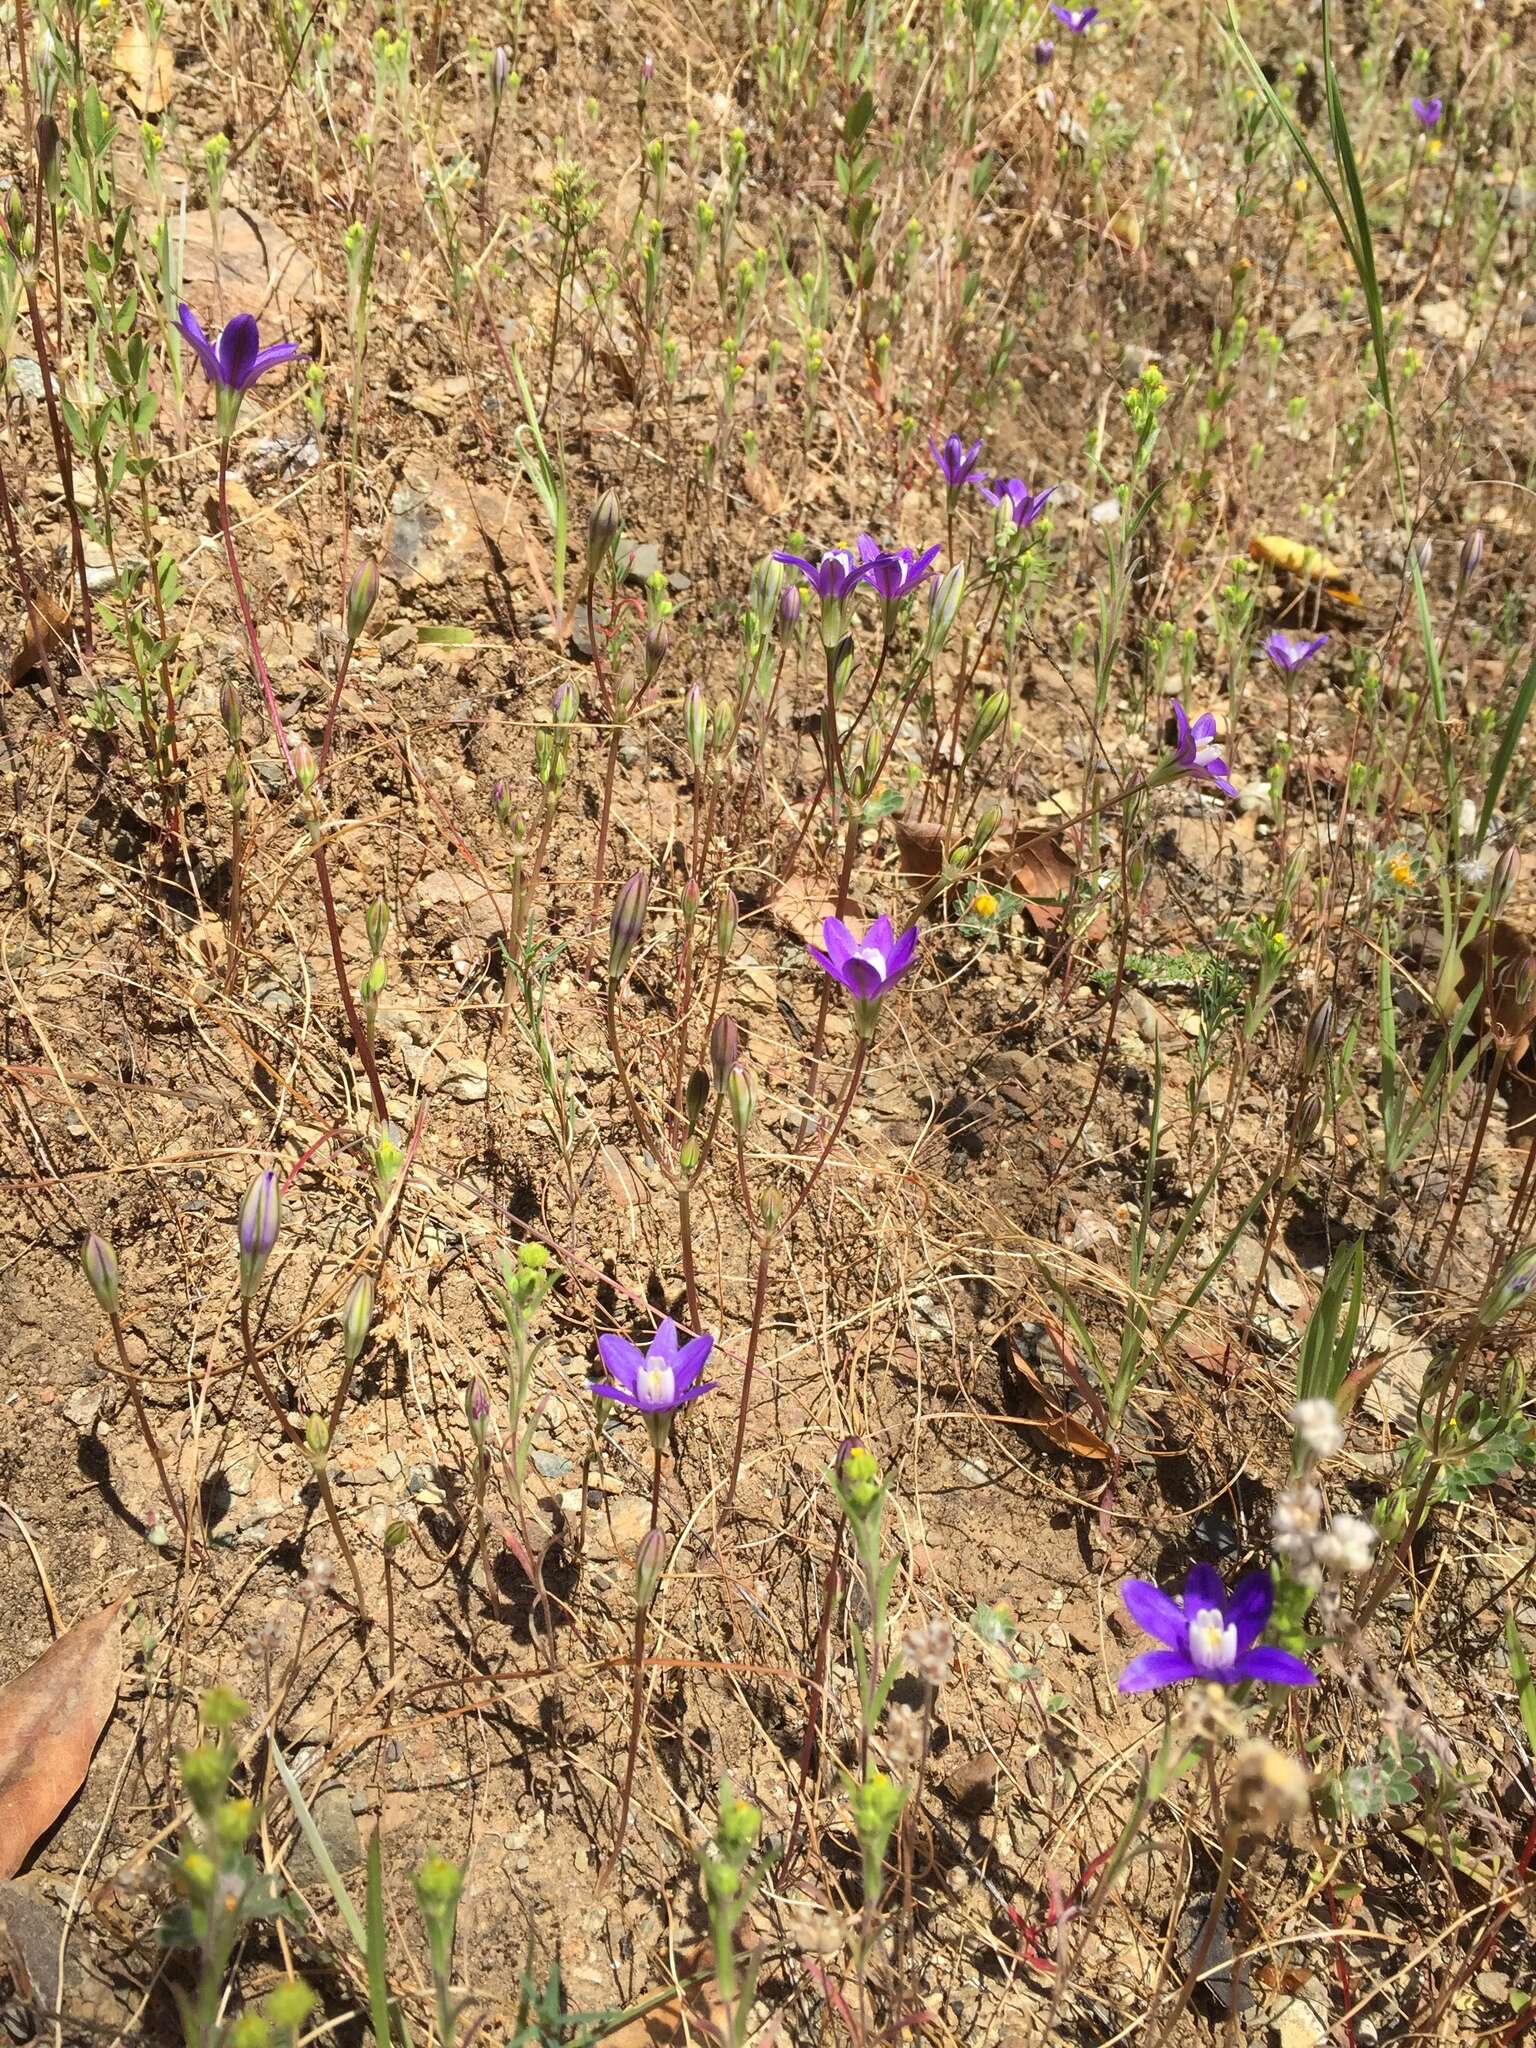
722,1235,773,1517
22,279,92,650
216,453,293,775
603,1602,648,1879
107,1313,186,1535
1431,1044,1504,1288
309,833,392,1124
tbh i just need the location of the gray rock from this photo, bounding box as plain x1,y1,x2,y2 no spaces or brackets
285,1780,364,1884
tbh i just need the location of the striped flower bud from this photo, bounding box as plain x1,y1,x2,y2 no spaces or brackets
727,1062,755,1138
1301,998,1334,1078
237,1169,281,1300
345,556,380,645
684,1068,710,1130
342,1272,374,1366
709,1014,739,1090
586,490,621,578
634,1526,669,1613
1458,527,1484,589
644,620,670,681
608,871,651,981
1492,843,1519,912
1479,1244,1536,1328
716,886,738,960
82,1233,121,1317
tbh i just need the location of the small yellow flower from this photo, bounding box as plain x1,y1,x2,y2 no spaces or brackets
1387,851,1415,888
973,890,999,919
1426,137,1443,162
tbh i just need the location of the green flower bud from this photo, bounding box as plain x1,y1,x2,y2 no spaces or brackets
964,687,1009,764
200,1682,251,1734
727,1061,755,1139
925,564,965,655
685,686,709,770
833,1437,884,1524
413,1852,465,1923
1479,1244,1536,1329
343,1273,375,1367
716,886,738,960
180,1743,230,1820
82,1233,121,1317
346,556,380,644
263,1982,316,2036
634,1526,669,1612
365,895,391,957
304,1414,330,1464
586,490,621,578
213,1794,254,1859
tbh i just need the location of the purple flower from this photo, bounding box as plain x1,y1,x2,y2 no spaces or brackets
593,1318,718,1449
1410,95,1443,132
178,303,300,396
1050,4,1099,31
773,547,873,605
1035,36,1055,64
930,433,985,492
1264,630,1328,674
809,914,918,1037
1170,700,1237,798
855,535,943,606
1118,1564,1316,1692
978,477,1056,532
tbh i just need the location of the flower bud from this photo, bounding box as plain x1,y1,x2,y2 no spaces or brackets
237,1170,281,1299
608,871,650,981
684,1067,711,1130
552,678,579,726
412,1853,465,1926
634,1526,669,1612
972,805,1003,854
365,894,390,958
925,563,965,655
757,1186,785,1233
586,489,621,577
305,1414,330,1464
1035,35,1054,63
716,886,738,959
1290,1091,1324,1149
644,620,670,681
709,1014,739,1090
713,698,736,753
1458,526,1484,588
1301,998,1334,1078
681,876,701,931
1479,1243,1536,1328
778,583,801,631
345,556,380,644
465,1376,490,1446
219,682,243,747
684,685,709,769
727,1062,755,1138
292,742,319,796
82,1233,121,1317
491,44,510,98
384,1519,410,1552
834,1436,884,1521
749,553,784,627
679,1134,703,1179
964,686,1009,763
342,1272,374,1366
1411,535,1433,574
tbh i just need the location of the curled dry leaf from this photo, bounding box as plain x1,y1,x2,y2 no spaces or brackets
1459,915,1536,1076
9,591,72,686
0,1601,123,1878
1006,828,1076,932
111,20,174,112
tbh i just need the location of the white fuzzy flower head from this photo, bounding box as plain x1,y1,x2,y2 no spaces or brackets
1292,1396,1344,1463
1272,1481,1323,1565
1315,1512,1377,1578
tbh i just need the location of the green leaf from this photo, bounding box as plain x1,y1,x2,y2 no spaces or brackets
268,1736,367,1952
416,624,477,646
365,1830,394,2046
1476,651,1536,852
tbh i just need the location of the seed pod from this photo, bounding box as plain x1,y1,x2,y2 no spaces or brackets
345,556,380,644
237,1170,282,1300
608,871,651,982
709,1014,739,1090
82,1234,121,1317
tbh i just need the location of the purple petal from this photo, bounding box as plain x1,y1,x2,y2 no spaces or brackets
1121,1577,1188,1650
671,1332,715,1391
1227,1570,1274,1653
840,955,888,1000
819,918,857,971
808,945,851,991
884,925,919,979
773,552,818,580
671,1377,719,1408
1171,700,1193,753
217,313,262,391
906,544,942,581
176,302,224,385
1191,713,1217,745
648,1317,682,1365
1185,1562,1224,1613
1204,759,1239,799
250,340,301,381
1118,1649,1199,1693
596,1333,644,1392
1230,1646,1316,1688
591,1380,643,1408
864,914,896,959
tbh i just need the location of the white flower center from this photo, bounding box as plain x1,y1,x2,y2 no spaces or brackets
1194,737,1222,767
638,1363,676,1406
850,945,889,981
1188,1607,1236,1674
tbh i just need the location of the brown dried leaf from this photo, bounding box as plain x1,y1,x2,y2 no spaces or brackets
1459,915,1536,1072
0,1603,123,1878
9,592,72,686
178,210,320,329
892,817,945,886
768,874,863,947
743,463,783,515
1005,828,1076,932
1003,1337,1112,1462
412,870,516,945
111,20,174,112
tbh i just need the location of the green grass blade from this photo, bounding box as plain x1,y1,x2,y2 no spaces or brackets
1476,650,1536,851
366,1829,393,2047
269,1736,368,1953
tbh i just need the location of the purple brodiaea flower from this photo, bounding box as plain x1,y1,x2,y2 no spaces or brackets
593,1317,717,1449
978,477,1056,532
1050,4,1099,32
855,535,942,606
1118,1564,1316,1692
1264,630,1328,674
178,303,300,436
774,545,875,647
930,433,985,493
1410,95,1443,132
1170,700,1237,798
809,914,918,1038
